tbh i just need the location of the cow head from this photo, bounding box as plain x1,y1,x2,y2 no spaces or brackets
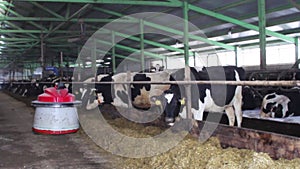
152,88,185,126
260,93,292,118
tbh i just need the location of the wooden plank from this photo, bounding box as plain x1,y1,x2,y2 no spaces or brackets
192,121,300,160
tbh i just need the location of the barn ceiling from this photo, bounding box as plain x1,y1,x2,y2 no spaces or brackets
0,0,300,69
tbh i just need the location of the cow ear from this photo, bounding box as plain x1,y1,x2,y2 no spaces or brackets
179,98,186,105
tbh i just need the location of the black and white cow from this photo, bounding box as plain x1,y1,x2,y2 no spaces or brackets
76,71,171,110
152,66,245,127
242,86,262,110
260,90,300,118
74,74,111,110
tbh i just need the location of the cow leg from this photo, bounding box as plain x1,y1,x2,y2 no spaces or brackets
225,106,235,126
233,104,243,127
233,86,243,127
192,100,205,121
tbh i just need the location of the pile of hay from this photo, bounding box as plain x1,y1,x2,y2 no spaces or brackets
79,108,300,169
121,136,300,169
105,118,300,169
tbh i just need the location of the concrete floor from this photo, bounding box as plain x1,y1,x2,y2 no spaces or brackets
0,92,118,169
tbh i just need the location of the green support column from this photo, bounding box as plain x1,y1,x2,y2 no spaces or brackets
295,37,299,62
112,31,116,74
258,0,267,70
183,0,192,120
183,1,189,66
140,19,145,72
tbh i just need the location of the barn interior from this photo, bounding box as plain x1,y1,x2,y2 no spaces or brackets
1,0,300,168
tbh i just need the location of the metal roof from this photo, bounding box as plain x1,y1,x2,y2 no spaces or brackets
0,0,300,69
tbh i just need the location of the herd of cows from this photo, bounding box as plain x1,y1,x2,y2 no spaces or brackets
3,66,300,127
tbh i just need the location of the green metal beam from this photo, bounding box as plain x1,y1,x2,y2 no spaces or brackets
47,44,78,47
30,2,64,19
43,4,91,39
152,2,297,39
0,29,49,33
0,16,134,23
1,40,36,45
0,37,38,41
0,4,46,31
145,21,235,50
5,21,37,38
0,29,94,34
95,49,140,62
17,0,181,7
97,8,235,51
0,43,37,47
82,45,140,62
93,6,133,18
0,1,14,7
96,39,165,60
112,30,193,55
188,3,295,43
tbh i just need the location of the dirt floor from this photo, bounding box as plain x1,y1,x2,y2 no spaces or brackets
0,91,120,169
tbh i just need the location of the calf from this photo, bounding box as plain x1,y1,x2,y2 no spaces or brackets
153,66,245,127
260,90,300,118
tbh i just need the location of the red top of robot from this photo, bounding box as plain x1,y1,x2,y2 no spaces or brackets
38,87,75,102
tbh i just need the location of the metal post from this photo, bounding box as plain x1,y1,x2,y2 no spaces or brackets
40,35,45,73
165,57,168,69
193,52,196,67
295,37,299,63
234,45,238,66
183,0,192,120
60,52,63,78
92,40,97,81
112,31,116,74
77,46,81,81
126,71,132,108
140,19,145,72
258,0,267,70
12,65,15,81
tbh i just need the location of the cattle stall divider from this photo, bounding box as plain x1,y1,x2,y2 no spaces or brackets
71,80,300,86
11,80,300,86
73,79,300,125
72,79,300,121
